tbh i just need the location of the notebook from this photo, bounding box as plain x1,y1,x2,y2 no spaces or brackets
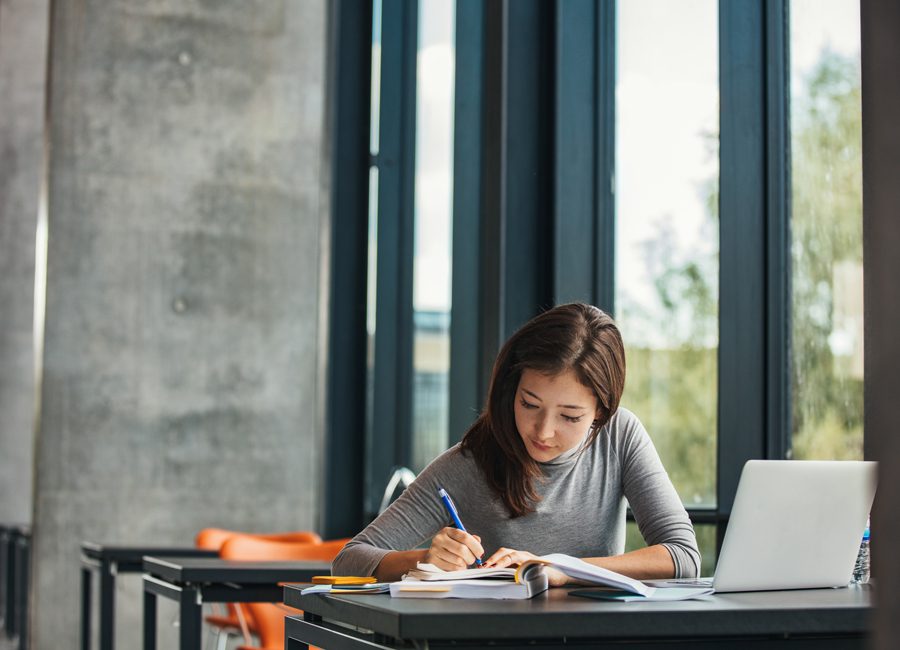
647,460,877,593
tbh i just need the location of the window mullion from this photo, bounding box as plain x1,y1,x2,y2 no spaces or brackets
322,0,373,539
717,0,767,530
449,0,486,443
554,0,600,305
765,0,791,461
368,0,418,520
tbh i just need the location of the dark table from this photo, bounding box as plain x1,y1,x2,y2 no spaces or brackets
1,525,30,648
285,583,872,650
0,525,13,634
142,555,330,650
80,542,217,650
12,533,30,650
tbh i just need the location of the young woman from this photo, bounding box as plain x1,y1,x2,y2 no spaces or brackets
332,303,700,585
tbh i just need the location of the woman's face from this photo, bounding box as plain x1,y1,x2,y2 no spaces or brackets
513,368,599,462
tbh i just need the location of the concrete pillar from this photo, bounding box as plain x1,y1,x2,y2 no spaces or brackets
0,0,48,525
862,3,900,648
31,1,328,647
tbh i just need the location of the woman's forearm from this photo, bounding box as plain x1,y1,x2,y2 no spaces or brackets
581,544,675,580
373,548,429,582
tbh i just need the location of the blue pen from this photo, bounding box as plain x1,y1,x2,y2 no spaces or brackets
438,487,483,566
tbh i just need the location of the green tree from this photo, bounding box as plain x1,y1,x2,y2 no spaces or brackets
619,129,720,510
789,48,864,460
622,48,863,570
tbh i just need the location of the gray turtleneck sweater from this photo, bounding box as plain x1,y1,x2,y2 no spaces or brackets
332,407,701,578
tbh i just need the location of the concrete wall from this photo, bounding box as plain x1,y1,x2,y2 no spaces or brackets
29,1,329,647
0,0,47,525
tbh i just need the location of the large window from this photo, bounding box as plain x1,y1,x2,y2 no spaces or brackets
411,0,455,472
332,0,865,541
362,0,456,517
616,0,719,575
788,0,863,460
615,0,719,508
364,0,382,510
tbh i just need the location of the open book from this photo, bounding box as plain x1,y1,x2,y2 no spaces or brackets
390,553,663,600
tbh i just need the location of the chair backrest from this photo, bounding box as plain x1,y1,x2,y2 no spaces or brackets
257,531,323,544
195,527,237,551
195,527,324,641
221,536,348,562
196,527,322,551
219,536,350,650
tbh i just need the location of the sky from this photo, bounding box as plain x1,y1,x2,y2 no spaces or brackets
615,0,719,348
412,0,455,313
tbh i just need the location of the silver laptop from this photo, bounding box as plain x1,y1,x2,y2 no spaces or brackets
651,460,877,592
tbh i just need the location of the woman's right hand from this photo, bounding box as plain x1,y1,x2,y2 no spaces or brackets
423,527,484,570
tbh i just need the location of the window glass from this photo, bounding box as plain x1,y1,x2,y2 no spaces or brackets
364,0,383,502
789,0,863,460
411,0,456,471
615,0,719,510
626,522,717,578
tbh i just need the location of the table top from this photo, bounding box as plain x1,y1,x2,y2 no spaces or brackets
144,556,331,584
81,542,217,562
286,584,872,642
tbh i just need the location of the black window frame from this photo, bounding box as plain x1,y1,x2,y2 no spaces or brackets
324,0,814,550
364,0,419,520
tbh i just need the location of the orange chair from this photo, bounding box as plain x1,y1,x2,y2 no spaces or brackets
195,528,322,650
196,528,323,549
218,536,350,650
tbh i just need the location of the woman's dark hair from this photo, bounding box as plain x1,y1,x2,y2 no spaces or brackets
460,303,626,518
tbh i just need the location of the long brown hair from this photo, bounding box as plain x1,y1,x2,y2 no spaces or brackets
460,303,626,518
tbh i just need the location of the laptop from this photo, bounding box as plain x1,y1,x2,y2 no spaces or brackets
649,460,877,592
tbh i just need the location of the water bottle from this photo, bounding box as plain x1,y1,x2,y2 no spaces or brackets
851,517,870,584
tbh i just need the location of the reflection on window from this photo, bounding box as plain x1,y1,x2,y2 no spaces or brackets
789,0,863,460
615,0,719,512
411,0,455,472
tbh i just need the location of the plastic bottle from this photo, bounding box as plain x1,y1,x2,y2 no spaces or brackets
851,517,870,584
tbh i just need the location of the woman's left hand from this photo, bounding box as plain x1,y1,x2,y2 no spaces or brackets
482,547,569,586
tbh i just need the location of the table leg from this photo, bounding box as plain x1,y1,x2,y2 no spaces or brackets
285,627,309,650
286,615,309,650
81,566,93,650
178,585,201,650
15,539,29,650
99,560,115,650
10,539,20,639
4,534,15,639
142,588,157,650
0,532,7,630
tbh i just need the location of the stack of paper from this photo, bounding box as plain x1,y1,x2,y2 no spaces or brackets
391,562,548,599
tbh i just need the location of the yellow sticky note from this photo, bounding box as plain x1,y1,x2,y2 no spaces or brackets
312,575,377,585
